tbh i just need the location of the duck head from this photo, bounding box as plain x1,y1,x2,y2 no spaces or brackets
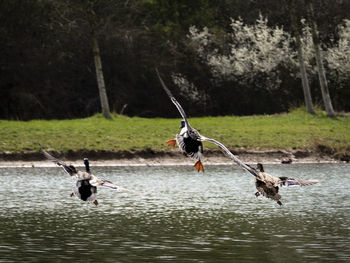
84,158,90,173
180,120,186,129
256,163,264,172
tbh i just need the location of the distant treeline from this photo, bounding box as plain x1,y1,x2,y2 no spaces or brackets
1,0,349,120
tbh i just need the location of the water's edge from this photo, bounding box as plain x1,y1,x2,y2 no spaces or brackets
0,149,343,168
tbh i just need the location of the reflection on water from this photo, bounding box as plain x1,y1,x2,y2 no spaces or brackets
0,164,349,262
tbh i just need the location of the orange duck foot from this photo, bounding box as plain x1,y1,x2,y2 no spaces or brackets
194,160,204,172
167,139,176,147
93,200,99,206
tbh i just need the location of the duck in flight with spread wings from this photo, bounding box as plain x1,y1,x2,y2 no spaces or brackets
250,163,320,205
156,69,206,172
202,137,321,205
40,145,139,205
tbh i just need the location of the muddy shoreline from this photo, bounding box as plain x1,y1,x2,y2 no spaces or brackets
0,149,344,168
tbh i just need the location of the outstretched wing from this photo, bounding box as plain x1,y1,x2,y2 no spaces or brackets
40,144,60,163
202,137,258,177
89,175,142,194
155,68,192,130
101,180,142,194
170,97,191,129
279,177,321,187
39,144,77,176
111,184,142,195
95,179,118,189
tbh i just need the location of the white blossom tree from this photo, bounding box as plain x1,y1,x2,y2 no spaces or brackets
189,15,294,92
171,73,205,105
326,19,350,82
189,14,350,115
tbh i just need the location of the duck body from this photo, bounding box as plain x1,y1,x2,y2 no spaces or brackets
254,163,320,206
71,165,118,205
176,123,203,160
72,159,98,204
75,179,97,202
175,121,204,172
255,170,282,205
179,134,203,157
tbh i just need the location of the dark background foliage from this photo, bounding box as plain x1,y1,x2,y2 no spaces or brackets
0,0,349,120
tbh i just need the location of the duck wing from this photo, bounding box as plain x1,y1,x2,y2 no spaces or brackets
170,97,191,130
39,145,77,176
279,176,321,187
201,137,258,177
111,184,142,195
155,68,192,131
89,175,141,194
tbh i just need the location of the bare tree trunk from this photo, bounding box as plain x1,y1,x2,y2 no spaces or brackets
306,0,335,117
290,0,315,114
92,33,111,119
297,44,315,113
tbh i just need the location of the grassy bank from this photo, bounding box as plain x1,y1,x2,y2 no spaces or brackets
1,108,349,158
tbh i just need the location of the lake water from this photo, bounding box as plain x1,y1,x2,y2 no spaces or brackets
0,163,349,262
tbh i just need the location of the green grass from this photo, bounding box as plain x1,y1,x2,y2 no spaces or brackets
0,108,349,155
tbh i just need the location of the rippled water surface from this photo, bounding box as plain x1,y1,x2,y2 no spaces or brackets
0,163,349,262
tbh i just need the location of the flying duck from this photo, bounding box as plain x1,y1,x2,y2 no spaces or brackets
69,158,98,205
187,133,321,205
197,139,320,205
169,119,205,172
156,69,206,172
252,163,320,205
40,146,138,205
